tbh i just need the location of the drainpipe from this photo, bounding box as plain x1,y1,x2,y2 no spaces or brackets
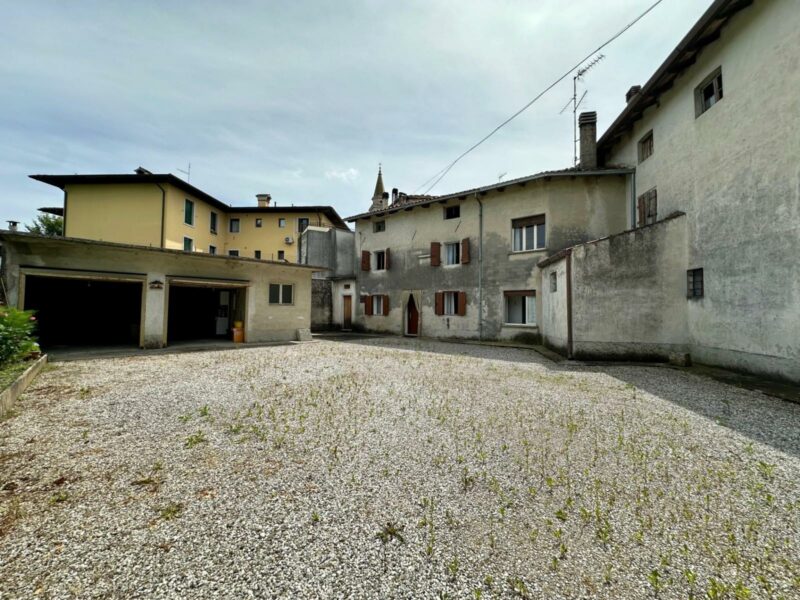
629,171,637,229
156,183,166,247
565,249,574,359
476,192,484,341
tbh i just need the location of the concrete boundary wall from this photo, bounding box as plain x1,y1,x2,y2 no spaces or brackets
0,354,48,418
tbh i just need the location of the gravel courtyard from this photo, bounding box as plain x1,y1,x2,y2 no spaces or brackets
1,338,798,599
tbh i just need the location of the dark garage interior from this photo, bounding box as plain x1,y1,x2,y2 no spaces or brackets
167,285,241,343
24,275,143,348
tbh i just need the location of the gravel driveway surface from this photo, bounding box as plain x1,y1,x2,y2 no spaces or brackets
1,338,798,599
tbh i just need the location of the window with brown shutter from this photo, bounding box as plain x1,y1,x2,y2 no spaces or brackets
430,242,441,266
441,291,466,316
461,238,470,264
365,295,373,315
637,189,657,227
457,291,467,316
434,291,444,315
385,248,391,270
382,294,390,316
375,251,386,270
361,250,371,271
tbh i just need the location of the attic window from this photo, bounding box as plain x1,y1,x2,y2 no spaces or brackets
374,220,386,233
695,68,723,117
444,205,460,220
638,131,654,163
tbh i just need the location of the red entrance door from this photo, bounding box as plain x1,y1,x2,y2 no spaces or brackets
406,294,419,336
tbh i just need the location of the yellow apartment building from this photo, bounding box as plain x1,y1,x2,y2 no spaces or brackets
31,168,349,262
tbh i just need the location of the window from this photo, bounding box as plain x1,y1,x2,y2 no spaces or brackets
228,250,239,257
687,269,704,298
504,291,536,325
638,131,654,163
443,292,458,315
254,250,261,259
550,272,557,292
637,188,658,227
210,211,218,234
372,295,384,315
375,250,386,270
298,218,309,233
444,242,460,265
183,237,193,252
209,245,217,255
269,283,294,305
444,205,460,220
373,220,386,233
434,291,466,316
279,218,286,228
184,199,194,226
277,250,285,260
255,218,262,228
230,218,240,233
696,68,723,117
512,215,546,251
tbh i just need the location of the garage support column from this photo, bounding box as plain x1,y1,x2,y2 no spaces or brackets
143,272,167,348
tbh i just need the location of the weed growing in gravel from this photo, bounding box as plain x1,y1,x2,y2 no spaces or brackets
48,491,69,505
376,522,405,545
185,431,207,448
446,556,459,581
158,502,183,520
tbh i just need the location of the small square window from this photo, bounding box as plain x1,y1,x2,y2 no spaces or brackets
373,220,386,233
209,245,217,255
375,250,386,270
183,237,193,252
230,218,240,233
228,249,239,257
277,250,285,260
255,218,263,228
550,272,557,293
687,268,704,298
695,68,723,117
444,205,460,220
269,283,293,305
444,242,460,265
638,131,654,163
254,250,261,259
512,216,546,251
279,218,286,228
184,199,195,226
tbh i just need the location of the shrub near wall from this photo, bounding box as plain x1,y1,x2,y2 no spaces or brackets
0,307,37,366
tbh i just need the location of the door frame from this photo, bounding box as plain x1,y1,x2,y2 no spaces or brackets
405,291,420,337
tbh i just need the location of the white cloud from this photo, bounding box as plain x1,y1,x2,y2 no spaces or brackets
325,167,359,183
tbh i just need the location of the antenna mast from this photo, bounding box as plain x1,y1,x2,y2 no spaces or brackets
177,162,191,182
566,54,604,166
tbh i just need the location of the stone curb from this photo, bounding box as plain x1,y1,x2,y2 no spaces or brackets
0,354,48,418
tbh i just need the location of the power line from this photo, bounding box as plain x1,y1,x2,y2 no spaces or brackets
416,0,666,195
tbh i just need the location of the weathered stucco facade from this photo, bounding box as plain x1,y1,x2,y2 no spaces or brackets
597,0,800,381
348,169,629,341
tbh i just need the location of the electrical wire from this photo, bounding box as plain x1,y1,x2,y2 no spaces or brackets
416,0,666,195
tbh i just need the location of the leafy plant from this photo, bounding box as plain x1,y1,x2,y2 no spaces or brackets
0,307,37,365
185,431,207,448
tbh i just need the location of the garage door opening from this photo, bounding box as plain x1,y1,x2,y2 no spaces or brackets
167,284,245,344
24,275,143,349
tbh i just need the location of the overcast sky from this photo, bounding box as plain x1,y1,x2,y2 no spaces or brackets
0,1,712,227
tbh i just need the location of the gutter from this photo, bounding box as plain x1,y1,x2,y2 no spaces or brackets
156,183,166,247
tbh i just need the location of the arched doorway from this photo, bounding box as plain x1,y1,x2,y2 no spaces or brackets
406,293,419,336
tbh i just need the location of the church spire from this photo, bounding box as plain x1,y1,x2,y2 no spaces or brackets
370,164,388,211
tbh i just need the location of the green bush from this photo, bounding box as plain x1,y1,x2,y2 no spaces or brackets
0,307,37,365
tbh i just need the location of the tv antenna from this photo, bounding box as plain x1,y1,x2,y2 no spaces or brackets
177,162,191,182
561,54,604,166
498,172,507,182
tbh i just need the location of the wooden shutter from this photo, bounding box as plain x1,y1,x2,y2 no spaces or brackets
361,250,371,271
461,238,470,264
385,248,391,270
434,291,444,315
457,291,467,316
365,295,373,316
383,294,390,316
637,197,646,228
430,242,441,266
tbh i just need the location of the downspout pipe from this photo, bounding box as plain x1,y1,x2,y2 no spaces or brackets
156,183,166,247
476,192,484,341
565,249,574,359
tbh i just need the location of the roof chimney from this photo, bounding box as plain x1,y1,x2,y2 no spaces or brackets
256,193,272,208
135,167,152,175
7,220,19,232
626,85,642,103
578,112,598,170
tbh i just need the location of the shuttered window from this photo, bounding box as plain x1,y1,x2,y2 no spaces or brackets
366,294,390,316
687,269,704,298
512,215,546,251
435,291,467,316
444,242,460,265
361,250,371,271
184,199,195,226
375,251,386,270
461,238,470,264
637,189,658,227
430,242,441,266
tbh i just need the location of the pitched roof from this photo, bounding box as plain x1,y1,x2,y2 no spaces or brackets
345,167,633,221
29,173,349,230
597,0,753,157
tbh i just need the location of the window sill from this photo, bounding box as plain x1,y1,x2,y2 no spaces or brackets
502,323,538,329
508,249,547,256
